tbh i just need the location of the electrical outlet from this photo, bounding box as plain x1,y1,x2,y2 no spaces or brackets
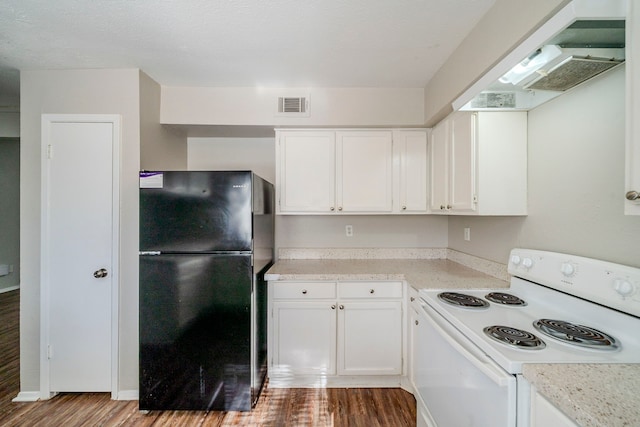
345,225,353,237
464,228,471,241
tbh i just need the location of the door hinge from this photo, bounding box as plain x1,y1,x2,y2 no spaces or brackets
47,344,53,359
47,144,53,159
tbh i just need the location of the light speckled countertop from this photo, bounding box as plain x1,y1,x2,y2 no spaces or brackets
524,364,640,427
265,252,640,426
265,258,509,290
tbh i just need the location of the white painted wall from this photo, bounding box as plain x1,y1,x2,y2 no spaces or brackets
448,66,640,268
139,71,188,170
0,138,20,292
162,87,425,127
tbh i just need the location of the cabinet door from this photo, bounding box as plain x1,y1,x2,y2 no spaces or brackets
278,131,336,213
396,130,428,213
531,389,579,427
429,121,449,212
449,112,476,212
337,301,402,375
271,301,337,375
337,131,393,213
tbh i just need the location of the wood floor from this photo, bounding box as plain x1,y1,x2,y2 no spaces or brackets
0,290,416,426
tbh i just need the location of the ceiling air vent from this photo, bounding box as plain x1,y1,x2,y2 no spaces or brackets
277,96,309,117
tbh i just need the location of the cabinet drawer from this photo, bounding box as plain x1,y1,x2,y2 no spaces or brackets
273,282,337,299
338,281,403,299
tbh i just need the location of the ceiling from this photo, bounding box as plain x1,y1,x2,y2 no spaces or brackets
0,0,496,106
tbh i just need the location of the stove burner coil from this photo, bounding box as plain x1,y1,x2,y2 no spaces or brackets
483,325,546,350
485,292,527,306
437,292,489,308
533,319,619,350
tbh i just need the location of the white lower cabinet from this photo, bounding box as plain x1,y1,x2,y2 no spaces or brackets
338,300,402,375
530,387,579,427
268,280,404,386
272,301,337,376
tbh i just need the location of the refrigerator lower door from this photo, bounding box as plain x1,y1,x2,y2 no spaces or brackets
139,253,253,411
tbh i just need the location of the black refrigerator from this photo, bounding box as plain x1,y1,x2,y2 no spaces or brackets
138,171,274,411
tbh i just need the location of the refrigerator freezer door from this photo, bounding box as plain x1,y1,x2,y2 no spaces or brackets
139,253,253,411
140,171,253,252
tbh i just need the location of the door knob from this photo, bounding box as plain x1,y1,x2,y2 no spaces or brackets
626,191,640,201
93,268,108,278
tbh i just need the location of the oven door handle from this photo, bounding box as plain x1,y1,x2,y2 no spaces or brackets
419,301,512,387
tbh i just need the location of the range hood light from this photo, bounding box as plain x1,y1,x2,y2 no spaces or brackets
498,45,562,85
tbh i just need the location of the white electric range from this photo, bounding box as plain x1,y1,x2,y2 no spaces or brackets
414,248,640,427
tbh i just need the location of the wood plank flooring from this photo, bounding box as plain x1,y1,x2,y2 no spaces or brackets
0,290,416,426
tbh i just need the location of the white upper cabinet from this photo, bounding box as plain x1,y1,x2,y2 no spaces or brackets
626,1,640,215
276,129,414,215
429,111,527,215
277,131,336,213
336,131,393,213
394,130,429,213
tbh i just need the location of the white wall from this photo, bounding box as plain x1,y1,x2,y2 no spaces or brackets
139,71,188,170
162,87,425,127
448,66,640,268
20,68,142,395
0,138,20,291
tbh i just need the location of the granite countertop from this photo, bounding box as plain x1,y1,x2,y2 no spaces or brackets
265,258,508,290
523,364,640,427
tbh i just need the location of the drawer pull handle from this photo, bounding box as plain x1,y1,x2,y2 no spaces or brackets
369,289,375,294
302,289,307,295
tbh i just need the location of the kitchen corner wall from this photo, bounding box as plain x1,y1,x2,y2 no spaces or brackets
448,66,640,268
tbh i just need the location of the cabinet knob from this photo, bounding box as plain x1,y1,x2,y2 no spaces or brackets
302,289,307,295
410,297,415,302
330,207,335,211
331,304,336,310
415,320,419,326
446,205,452,209
402,206,407,210
338,207,343,211
339,304,344,310
440,205,445,210
626,191,640,201
369,289,375,294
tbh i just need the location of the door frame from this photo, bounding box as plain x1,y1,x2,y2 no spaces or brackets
39,114,121,399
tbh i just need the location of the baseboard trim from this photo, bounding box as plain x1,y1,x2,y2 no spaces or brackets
12,391,40,402
115,390,139,400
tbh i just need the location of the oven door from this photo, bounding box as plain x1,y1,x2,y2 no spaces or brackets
415,300,517,427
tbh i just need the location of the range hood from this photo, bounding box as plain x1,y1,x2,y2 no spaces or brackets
460,18,625,111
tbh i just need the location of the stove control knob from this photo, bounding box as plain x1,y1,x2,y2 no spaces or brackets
613,279,636,298
522,258,534,269
510,255,522,266
560,262,576,277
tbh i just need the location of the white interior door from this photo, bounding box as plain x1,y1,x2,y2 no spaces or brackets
41,115,119,396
